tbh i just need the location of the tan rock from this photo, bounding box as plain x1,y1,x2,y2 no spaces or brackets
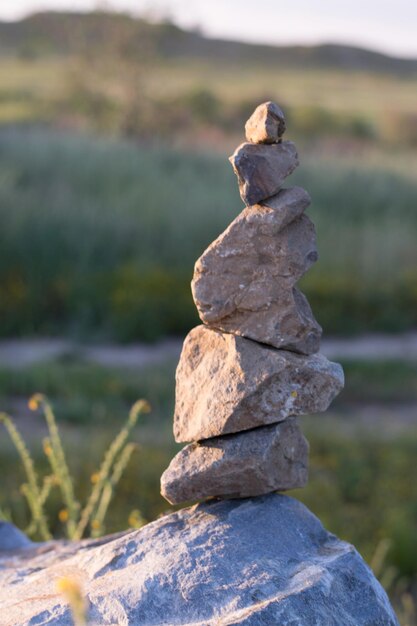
173,326,344,443
161,418,308,505
245,101,286,144
192,187,321,353
229,141,298,206
258,185,311,229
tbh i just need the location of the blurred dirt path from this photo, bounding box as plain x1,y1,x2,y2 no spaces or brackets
0,333,417,369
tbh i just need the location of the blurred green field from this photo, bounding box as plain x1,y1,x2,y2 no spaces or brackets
1,127,416,340
0,50,416,145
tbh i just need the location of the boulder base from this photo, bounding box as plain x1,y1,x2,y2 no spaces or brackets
0,496,399,625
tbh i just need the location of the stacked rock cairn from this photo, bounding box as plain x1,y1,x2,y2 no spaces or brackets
161,102,344,505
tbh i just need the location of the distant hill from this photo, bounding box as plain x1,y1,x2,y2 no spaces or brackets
0,11,416,76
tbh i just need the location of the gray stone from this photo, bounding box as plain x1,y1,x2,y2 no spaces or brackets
192,186,322,353
161,418,308,504
229,140,299,205
0,521,32,551
245,100,286,143
258,184,312,229
0,496,399,625
174,325,344,443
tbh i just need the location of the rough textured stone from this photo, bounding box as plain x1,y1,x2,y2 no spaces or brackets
161,418,308,504
0,496,399,625
229,140,299,205
245,100,286,143
174,326,344,443
192,186,322,353
258,184,312,228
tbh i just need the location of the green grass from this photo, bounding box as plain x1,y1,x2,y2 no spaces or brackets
0,359,176,426
0,127,416,340
0,52,416,142
301,431,417,579
339,360,417,403
148,59,417,117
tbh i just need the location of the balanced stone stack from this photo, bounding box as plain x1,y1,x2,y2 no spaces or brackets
161,102,344,505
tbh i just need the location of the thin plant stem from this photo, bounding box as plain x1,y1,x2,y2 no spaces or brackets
0,412,51,540
91,442,137,537
36,396,80,533
43,437,76,537
74,399,148,540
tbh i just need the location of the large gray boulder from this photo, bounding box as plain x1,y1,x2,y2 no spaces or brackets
0,495,399,625
174,325,344,443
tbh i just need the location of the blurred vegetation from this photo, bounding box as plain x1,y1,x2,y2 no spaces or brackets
0,12,416,144
1,11,415,75
0,357,416,623
0,395,149,540
0,359,176,425
0,128,416,340
0,11,415,341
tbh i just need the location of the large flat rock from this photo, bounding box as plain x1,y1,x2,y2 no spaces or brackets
229,140,299,205
161,418,309,504
0,496,399,625
192,186,322,354
174,326,344,443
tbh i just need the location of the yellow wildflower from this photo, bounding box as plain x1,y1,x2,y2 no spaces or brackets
58,509,69,523
57,577,79,594
90,472,100,484
56,577,87,626
28,396,39,411
291,390,298,398
133,399,151,414
43,441,52,456
128,509,146,529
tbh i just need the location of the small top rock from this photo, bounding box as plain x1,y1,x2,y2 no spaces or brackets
245,101,286,144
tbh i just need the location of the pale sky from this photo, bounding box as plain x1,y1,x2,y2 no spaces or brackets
1,0,416,58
